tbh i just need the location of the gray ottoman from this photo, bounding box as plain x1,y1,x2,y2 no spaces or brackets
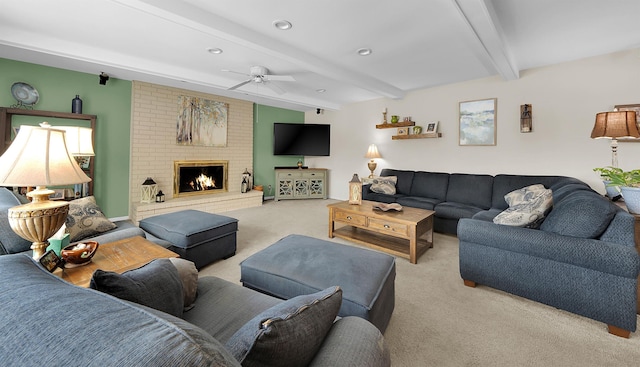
240,234,396,333
139,209,238,269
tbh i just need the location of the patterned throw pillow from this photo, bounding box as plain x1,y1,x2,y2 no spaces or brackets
65,196,116,242
370,176,398,195
225,286,342,367
494,186,553,228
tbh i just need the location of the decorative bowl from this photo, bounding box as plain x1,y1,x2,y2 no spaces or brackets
61,241,99,266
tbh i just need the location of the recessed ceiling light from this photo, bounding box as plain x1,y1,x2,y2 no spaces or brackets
316,89,326,93
357,48,372,56
273,20,292,30
206,47,223,54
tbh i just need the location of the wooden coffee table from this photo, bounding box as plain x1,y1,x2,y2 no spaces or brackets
54,236,178,287
328,200,435,264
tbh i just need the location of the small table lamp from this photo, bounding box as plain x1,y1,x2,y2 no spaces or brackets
0,122,91,258
365,144,382,178
591,111,640,167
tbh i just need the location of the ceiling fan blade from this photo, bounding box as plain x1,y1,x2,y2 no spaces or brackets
227,79,252,90
264,81,286,95
222,69,250,77
265,75,295,82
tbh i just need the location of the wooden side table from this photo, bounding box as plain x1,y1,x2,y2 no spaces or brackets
54,236,178,287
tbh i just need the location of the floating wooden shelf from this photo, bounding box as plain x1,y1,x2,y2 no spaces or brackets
376,121,415,129
392,133,442,140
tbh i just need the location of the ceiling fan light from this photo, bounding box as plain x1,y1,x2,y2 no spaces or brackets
273,20,292,30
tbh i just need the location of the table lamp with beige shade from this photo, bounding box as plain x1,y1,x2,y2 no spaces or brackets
365,144,382,178
0,122,91,259
591,111,640,167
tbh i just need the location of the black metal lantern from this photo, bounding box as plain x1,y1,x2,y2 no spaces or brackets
155,190,165,203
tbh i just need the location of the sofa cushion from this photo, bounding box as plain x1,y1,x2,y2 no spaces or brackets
540,191,617,239
65,196,117,242
370,176,397,195
434,202,484,220
397,196,440,210
380,169,414,195
90,258,184,318
409,172,450,201
225,286,342,367
445,174,493,209
494,187,553,228
0,188,32,254
168,257,199,311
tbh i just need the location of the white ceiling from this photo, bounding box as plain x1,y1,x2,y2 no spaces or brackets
1,0,639,112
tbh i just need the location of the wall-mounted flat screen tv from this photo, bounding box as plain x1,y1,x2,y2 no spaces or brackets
273,123,330,156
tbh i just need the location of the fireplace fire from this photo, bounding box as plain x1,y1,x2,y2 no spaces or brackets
174,160,228,198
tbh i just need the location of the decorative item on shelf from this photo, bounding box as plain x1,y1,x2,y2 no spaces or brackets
241,168,252,193
155,190,165,203
0,122,91,258
397,127,408,135
591,111,640,167
365,144,382,178
520,104,532,133
297,159,303,169
403,117,411,122
382,107,388,124
391,115,399,123
61,241,99,267
10,82,39,109
72,95,83,114
140,177,158,203
413,126,423,134
426,121,438,133
349,174,362,205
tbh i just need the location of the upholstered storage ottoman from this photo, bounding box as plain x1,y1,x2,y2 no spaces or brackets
240,234,396,333
139,209,238,269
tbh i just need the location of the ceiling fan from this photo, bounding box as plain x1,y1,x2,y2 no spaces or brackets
223,66,295,95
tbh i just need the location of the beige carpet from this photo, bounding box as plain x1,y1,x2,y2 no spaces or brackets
199,199,640,366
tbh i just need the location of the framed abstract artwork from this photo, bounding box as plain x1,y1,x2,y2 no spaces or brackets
459,98,497,146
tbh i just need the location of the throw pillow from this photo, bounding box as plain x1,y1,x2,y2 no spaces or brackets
89,258,184,318
65,196,116,242
225,286,342,367
168,257,198,311
370,176,398,195
494,186,553,228
504,184,547,207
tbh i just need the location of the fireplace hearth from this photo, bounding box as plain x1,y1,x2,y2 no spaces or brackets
174,160,228,197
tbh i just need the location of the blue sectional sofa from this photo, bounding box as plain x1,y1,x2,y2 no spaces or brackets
364,168,639,337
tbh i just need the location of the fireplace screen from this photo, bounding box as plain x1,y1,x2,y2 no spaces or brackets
174,160,228,197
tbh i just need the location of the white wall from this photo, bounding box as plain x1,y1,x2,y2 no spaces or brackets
305,48,640,200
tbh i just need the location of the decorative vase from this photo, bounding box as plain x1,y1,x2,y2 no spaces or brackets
72,95,83,114
413,126,422,134
602,180,621,200
391,115,399,123
620,186,640,214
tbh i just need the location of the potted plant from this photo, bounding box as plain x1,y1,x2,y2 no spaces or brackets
593,167,623,201
594,167,640,214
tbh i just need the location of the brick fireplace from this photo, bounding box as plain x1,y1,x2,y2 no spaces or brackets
129,81,262,223
174,160,228,197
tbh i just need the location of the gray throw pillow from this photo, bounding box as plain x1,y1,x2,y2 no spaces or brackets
371,176,398,195
494,185,553,228
168,257,198,311
65,196,116,241
90,259,184,318
225,286,342,367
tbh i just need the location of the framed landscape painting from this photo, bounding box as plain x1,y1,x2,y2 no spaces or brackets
459,98,497,146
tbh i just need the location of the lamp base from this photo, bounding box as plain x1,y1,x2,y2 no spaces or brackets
367,160,377,179
8,187,69,259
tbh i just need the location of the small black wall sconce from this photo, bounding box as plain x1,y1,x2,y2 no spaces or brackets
99,72,110,85
520,104,532,133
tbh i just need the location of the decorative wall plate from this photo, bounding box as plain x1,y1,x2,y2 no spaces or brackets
11,82,39,106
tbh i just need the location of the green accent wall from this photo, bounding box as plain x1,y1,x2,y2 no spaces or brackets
253,104,305,197
0,58,131,217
